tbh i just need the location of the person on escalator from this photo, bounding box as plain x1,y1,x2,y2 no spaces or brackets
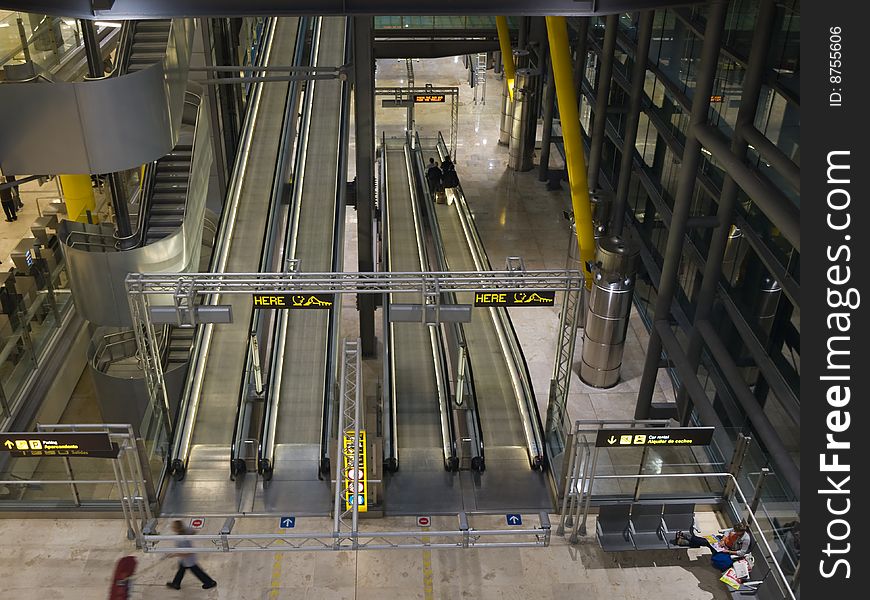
426,157,443,198
441,155,459,190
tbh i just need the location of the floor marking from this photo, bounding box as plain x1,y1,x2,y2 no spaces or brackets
269,552,282,598
422,527,434,600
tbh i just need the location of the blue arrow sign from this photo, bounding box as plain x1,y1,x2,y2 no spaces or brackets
280,516,296,529
506,514,522,526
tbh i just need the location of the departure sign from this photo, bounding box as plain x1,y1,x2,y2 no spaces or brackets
710,95,724,103
414,94,446,103
343,430,368,513
1,432,118,458
595,427,715,448
474,291,556,307
252,294,334,309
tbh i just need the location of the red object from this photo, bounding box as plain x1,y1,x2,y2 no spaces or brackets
108,555,137,600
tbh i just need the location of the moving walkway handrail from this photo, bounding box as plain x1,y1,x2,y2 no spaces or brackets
435,132,545,469
320,17,354,475
230,17,309,478
411,131,485,471
380,132,397,472
169,18,278,478
404,136,457,471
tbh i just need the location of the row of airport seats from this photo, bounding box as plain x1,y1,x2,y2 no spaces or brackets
596,502,695,552
597,503,778,598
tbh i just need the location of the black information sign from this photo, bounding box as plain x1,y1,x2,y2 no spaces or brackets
414,94,446,103
252,294,334,309
595,427,714,448
1,432,119,458
473,291,556,307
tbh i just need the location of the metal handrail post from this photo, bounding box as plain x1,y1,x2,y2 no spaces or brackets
573,445,599,541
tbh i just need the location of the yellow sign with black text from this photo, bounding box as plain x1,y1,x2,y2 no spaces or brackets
473,291,556,307
343,430,368,512
1,432,118,458
252,294,334,309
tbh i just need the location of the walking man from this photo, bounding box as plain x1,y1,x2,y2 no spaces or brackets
1,179,17,222
165,520,217,590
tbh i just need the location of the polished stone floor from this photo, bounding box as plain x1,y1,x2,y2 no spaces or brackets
0,512,733,599
0,55,738,600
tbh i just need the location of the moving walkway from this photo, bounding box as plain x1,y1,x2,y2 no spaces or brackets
162,17,302,514
381,134,459,512
256,16,349,514
411,133,551,510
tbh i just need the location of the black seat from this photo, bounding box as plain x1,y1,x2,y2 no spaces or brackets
596,504,635,552
662,504,696,547
629,504,669,550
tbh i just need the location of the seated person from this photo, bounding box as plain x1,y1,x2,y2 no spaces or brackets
675,520,751,571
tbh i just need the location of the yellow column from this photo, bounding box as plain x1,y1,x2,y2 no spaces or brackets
496,17,516,100
545,16,596,288
59,174,97,223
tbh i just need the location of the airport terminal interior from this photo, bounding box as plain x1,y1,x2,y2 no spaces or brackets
0,1,800,598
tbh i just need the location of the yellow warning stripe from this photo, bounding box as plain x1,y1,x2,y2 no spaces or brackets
269,552,281,598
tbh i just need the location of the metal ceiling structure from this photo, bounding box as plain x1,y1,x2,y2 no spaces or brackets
0,1,704,18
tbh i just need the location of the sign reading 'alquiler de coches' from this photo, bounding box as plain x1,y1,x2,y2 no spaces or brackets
252,294,334,309
473,291,556,307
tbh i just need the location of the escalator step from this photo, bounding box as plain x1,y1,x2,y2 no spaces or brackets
156,161,191,172
152,194,187,203
130,40,166,51
136,21,171,32
149,215,183,227
151,205,185,215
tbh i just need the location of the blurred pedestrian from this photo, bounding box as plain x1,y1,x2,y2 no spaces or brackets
165,520,217,590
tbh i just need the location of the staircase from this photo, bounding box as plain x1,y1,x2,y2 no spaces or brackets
144,134,193,244
125,20,172,73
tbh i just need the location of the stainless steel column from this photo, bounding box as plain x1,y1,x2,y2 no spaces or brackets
508,68,539,172
499,49,530,146
499,78,513,145
743,276,781,385
579,236,639,388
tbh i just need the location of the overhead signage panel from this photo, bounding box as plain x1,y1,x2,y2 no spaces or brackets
252,294,334,309
414,94,446,103
1,432,118,458
473,291,556,307
595,427,715,448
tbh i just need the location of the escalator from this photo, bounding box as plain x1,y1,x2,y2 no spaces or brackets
143,140,193,244
121,20,172,74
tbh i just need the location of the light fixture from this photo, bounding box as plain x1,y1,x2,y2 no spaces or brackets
94,21,123,29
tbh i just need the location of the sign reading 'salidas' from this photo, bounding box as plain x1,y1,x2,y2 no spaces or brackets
252,294,334,309
474,291,556,307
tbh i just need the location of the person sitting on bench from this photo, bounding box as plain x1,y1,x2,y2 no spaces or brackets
675,520,751,571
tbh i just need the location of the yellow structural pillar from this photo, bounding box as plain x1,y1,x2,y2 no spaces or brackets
496,16,516,100
59,174,97,223
545,16,596,288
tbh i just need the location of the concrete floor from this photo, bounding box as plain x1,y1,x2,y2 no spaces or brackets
0,55,739,599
